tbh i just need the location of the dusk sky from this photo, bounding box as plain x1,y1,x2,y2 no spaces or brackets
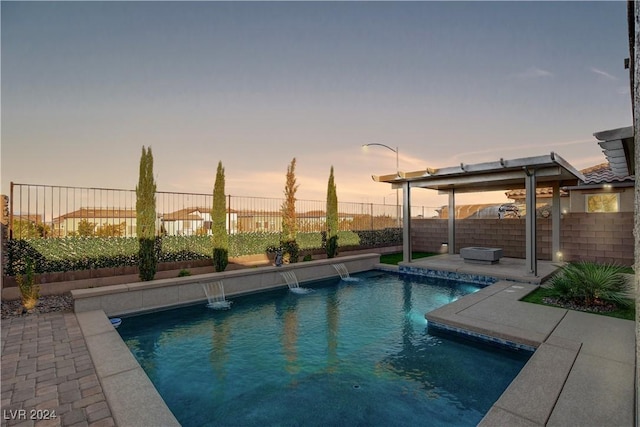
1,1,632,209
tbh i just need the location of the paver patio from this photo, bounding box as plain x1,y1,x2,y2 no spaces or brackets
1,312,114,427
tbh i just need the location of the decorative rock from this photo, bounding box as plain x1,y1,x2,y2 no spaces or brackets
2,293,74,319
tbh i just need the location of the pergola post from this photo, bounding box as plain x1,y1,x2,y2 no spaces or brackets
552,182,561,262
448,189,456,255
402,182,412,263
525,169,538,276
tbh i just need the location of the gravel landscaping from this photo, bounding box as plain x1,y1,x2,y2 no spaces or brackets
1,293,74,319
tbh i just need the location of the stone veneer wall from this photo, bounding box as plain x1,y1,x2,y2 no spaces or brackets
412,212,634,266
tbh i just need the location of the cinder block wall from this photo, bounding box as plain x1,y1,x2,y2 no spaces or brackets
560,212,634,266
412,212,633,266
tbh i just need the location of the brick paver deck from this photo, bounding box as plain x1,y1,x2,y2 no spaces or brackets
1,312,115,427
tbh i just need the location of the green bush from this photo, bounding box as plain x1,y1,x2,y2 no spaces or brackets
138,238,158,281
281,239,300,263
5,229,395,275
213,248,228,272
354,228,402,247
16,258,39,310
136,146,158,281
178,269,191,277
547,261,633,308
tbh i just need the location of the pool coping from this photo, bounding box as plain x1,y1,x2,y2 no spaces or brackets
426,280,636,426
76,310,181,427
74,261,635,426
73,254,381,426
72,253,380,316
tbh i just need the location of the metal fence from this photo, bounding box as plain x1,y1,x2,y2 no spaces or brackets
7,182,440,239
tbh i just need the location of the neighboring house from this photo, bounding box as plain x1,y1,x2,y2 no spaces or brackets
161,207,238,236
52,208,137,237
236,210,282,233
506,162,634,214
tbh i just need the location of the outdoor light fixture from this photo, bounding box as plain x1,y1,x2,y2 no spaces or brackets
361,143,399,176
603,184,613,190
362,143,400,226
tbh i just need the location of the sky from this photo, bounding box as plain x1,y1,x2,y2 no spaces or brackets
1,1,633,209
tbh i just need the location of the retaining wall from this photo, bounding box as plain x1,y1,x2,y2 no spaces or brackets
71,253,380,317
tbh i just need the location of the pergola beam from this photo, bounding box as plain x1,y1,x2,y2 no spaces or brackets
372,153,585,276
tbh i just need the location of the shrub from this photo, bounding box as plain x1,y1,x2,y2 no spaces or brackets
16,258,39,310
136,146,158,281
178,269,191,277
211,161,228,272
326,166,339,258
354,228,402,247
281,239,300,264
547,261,633,308
138,237,160,281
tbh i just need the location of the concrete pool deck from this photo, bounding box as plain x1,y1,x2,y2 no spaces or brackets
426,280,635,426
2,256,635,426
399,254,559,285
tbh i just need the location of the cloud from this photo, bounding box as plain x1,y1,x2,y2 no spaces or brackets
616,86,630,95
514,67,553,79
445,138,593,164
590,67,617,81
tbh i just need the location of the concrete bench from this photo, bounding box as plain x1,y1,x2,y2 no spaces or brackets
460,247,503,264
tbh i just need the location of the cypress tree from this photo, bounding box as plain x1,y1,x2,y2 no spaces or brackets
281,158,299,263
212,161,228,272
326,166,339,258
136,146,158,281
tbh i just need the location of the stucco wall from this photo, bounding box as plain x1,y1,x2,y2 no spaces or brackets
569,187,635,213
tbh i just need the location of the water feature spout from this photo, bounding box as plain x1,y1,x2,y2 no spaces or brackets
332,263,360,282
202,281,232,309
280,271,312,294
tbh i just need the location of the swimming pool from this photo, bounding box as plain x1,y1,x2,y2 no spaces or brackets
118,271,530,426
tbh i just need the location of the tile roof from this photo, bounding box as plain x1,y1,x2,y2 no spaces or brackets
579,162,634,184
506,187,568,200
506,162,634,199
54,208,136,221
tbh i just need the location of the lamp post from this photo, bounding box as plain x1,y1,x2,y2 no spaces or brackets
362,143,400,227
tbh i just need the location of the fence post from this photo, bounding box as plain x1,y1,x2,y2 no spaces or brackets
9,182,14,240
370,203,374,230
227,194,231,234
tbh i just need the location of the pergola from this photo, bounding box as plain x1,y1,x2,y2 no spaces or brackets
373,152,585,276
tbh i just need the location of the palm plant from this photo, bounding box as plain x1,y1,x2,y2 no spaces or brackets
547,262,633,308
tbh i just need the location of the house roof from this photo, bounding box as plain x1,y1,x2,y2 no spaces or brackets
594,126,635,177
579,162,634,184
53,208,136,222
505,162,634,200
162,207,206,221
162,207,239,221
506,186,567,200
13,214,43,224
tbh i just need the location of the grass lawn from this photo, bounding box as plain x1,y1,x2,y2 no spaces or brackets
379,252,439,265
521,287,635,321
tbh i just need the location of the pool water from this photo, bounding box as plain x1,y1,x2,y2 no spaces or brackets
118,271,530,427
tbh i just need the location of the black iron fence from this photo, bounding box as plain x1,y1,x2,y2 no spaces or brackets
8,182,440,239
